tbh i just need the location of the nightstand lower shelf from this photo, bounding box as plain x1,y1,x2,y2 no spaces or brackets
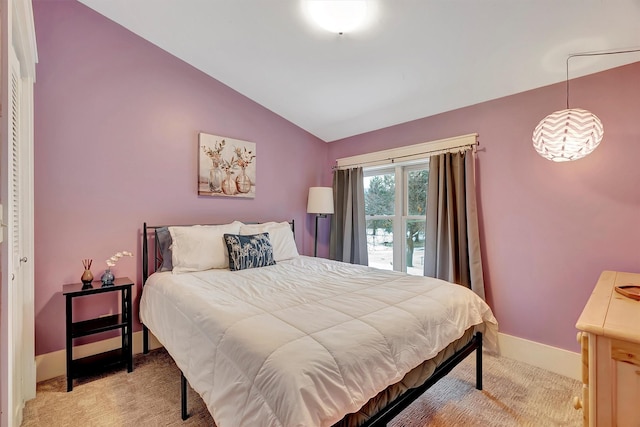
69,348,127,379
71,314,127,337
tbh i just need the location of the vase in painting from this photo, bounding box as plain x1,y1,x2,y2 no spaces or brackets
221,171,237,196
236,166,251,194
208,162,224,193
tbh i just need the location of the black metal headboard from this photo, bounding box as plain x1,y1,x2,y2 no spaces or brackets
142,220,295,285
141,223,167,285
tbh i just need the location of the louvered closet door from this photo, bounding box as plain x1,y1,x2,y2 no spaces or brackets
7,44,35,427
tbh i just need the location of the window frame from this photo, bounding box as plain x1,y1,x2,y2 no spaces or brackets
364,160,428,273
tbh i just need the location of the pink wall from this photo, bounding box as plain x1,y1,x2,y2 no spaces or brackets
33,0,640,357
327,62,640,352
33,0,327,355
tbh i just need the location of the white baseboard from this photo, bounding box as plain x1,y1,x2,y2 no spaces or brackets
35,331,163,383
497,332,580,381
35,331,580,383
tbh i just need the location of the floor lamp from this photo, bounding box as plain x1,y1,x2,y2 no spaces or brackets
307,187,334,257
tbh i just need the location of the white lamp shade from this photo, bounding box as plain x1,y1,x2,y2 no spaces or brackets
532,108,604,162
307,187,334,214
305,0,369,34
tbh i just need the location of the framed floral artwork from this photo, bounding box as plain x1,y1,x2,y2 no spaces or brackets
198,133,256,198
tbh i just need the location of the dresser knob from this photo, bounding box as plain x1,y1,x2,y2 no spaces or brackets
572,396,583,410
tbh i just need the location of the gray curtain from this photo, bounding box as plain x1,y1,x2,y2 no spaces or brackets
424,150,486,300
330,167,368,265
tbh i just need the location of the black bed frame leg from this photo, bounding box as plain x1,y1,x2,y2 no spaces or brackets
181,371,189,420
143,325,149,354
475,332,483,390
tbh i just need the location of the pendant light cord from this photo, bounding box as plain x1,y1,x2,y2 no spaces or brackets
566,48,640,109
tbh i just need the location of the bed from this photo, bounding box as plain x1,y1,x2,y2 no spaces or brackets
139,220,498,427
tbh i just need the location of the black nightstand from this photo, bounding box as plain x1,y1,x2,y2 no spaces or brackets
63,277,133,391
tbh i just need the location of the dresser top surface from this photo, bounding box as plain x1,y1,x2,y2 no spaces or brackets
576,270,640,344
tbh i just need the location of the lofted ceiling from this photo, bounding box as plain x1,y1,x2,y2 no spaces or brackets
77,0,640,142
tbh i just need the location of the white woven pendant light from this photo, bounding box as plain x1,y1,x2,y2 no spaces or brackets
532,108,604,162
532,48,640,162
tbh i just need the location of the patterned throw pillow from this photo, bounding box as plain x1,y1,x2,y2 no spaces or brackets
223,233,276,271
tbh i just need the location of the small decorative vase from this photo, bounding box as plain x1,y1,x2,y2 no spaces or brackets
221,171,237,195
208,162,224,193
235,166,251,194
81,269,93,285
101,269,115,286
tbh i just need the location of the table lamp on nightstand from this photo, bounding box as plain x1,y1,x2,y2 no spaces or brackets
307,187,334,257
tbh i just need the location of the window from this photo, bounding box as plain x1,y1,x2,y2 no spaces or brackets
364,162,428,275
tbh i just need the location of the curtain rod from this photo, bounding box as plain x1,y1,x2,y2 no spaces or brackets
333,141,478,171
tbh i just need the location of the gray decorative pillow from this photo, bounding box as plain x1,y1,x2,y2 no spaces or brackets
156,227,173,271
224,233,276,271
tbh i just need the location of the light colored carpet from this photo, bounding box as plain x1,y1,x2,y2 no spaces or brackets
22,348,582,427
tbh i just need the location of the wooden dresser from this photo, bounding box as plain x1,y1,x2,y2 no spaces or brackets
575,271,640,427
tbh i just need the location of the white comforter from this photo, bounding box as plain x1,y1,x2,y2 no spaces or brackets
140,256,498,427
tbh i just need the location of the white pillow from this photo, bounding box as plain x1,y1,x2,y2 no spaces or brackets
239,222,299,261
169,222,242,273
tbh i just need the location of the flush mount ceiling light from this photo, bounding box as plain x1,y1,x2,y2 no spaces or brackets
532,48,640,162
304,0,370,34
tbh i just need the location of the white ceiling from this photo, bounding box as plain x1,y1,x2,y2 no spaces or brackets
77,0,640,142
